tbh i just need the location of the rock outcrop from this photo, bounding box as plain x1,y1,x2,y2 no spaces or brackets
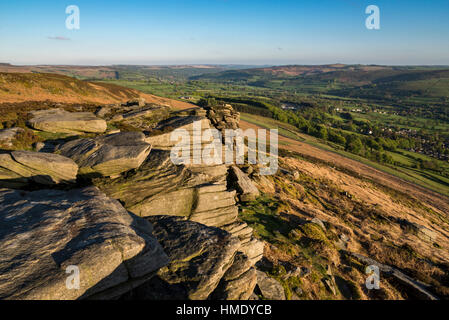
0,187,169,300
57,132,151,178
0,150,78,188
28,109,107,134
145,115,212,151
127,216,242,300
204,103,240,133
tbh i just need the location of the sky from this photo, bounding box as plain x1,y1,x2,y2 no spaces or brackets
0,0,449,66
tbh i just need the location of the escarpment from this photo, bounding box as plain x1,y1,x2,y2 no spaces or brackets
0,99,265,300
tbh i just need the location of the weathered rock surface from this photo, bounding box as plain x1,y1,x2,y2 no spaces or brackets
0,150,78,188
145,116,212,150
0,127,24,147
228,165,260,202
28,109,107,134
205,103,240,133
255,270,286,300
0,187,169,300
129,216,241,300
124,97,146,108
58,132,151,177
211,268,257,300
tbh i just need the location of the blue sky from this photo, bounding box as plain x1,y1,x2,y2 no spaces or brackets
0,0,448,65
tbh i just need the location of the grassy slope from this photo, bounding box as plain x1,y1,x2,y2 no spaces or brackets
240,112,449,200
0,72,195,109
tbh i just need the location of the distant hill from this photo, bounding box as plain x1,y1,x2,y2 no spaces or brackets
190,64,449,105
0,64,261,81
0,72,194,108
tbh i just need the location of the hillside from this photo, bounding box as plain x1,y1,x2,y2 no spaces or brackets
1,97,448,300
0,64,257,81
190,64,449,105
0,72,194,109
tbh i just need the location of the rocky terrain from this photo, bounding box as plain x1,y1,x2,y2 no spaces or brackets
0,80,448,300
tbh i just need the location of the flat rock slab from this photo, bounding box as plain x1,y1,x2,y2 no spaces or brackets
0,150,78,188
131,216,241,300
28,109,107,134
0,186,168,300
58,132,151,177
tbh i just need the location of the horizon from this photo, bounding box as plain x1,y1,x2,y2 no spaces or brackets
3,62,449,68
1,1,449,65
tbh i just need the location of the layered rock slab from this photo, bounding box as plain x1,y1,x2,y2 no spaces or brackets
0,186,168,300
130,216,241,300
228,165,260,202
0,150,78,188
58,132,151,177
28,109,107,134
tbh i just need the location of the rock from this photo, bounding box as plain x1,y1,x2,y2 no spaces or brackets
204,103,240,135
345,251,439,300
336,233,350,249
222,252,253,281
0,151,78,188
33,142,45,152
413,224,437,242
58,132,151,177
0,187,169,300
255,270,286,300
0,127,24,147
95,107,110,118
122,106,168,121
125,98,146,108
228,166,260,202
311,218,326,231
294,287,303,296
28,109,107,134
292,170,300,180
94,149,195,216
130,216,241,300
211,268,257,300
145,116,211,149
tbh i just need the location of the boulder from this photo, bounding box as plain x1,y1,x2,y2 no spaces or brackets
28,109,107,134
130,216,241,300
0,187,168,300
255,270,286,300
0,151,78,188
58,132,151,177
228,166,260,202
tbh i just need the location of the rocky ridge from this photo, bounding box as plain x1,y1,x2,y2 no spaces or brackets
0,99,268,300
